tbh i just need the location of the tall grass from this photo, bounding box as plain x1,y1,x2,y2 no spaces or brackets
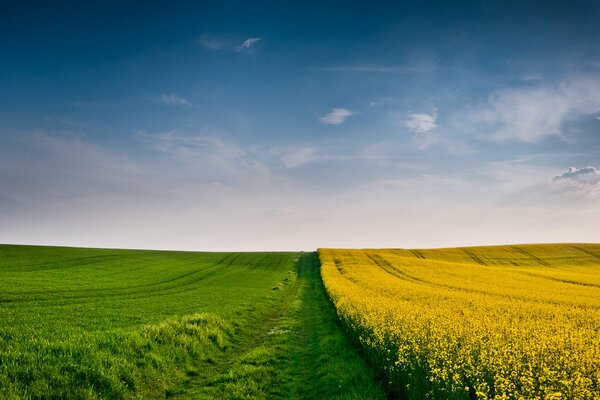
0,313,232,399
0,245,296,399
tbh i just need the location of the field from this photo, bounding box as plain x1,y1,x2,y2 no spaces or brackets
320,244,600,400
0,245,383,399
4,243,600,399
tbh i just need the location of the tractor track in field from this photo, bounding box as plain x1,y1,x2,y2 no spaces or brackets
169,255,306,399
365,252,600,309
567,244,600,262
0,254,242,303
170,252,385,399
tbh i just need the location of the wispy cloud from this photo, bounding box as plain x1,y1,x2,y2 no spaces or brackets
4,134,600,251
319,108,353,125
518,73,543,82
0,133,146,207
0,133,295,251
159,94,191,106
403,112,437,133
465,77,600,142
197,33,228,50
198,34,263,53
234,37,263,52
319,65,419,73
137,131,244,160
136,130,272,182
280,147,317,168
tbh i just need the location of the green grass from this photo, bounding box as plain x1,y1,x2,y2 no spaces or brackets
171,252,385,399
0,245,384,399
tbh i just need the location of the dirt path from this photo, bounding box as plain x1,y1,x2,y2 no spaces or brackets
170,252,385,399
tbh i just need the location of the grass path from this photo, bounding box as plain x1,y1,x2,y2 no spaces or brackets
171,252,386,399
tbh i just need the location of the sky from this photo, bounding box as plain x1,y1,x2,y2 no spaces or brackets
1,0,600,251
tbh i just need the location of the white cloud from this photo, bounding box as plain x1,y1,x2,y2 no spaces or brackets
137,131,243,158
273,143,384,169
4,134,600,251
0,133,147,208
197,33,228,50
551,167,600,197
319,108,353,125
280,147,317,168
159,94,191,106
507,166,600,205
136,130,273,183
234,37,263,52
137,131,245,164
467,77,600,142
320,65,419,73
403,112,437,133
549,166,600,198
552,166,600,183
519,73,543,82
198,34,263,53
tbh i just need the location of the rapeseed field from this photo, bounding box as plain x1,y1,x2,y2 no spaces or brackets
320,244,600,399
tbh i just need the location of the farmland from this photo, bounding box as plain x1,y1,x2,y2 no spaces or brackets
0,245,383,399
320,244,600,400
4,243,600,399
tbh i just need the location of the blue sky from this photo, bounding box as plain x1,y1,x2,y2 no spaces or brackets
1,1,600,250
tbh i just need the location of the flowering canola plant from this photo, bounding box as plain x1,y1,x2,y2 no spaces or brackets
319,244,600,399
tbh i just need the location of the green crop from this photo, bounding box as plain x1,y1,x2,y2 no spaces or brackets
0,245,383,399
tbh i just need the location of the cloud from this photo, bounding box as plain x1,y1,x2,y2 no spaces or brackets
197,33,228,50
198,34,263,53
0,133,148,210
4,135,600,251
552,166,600,183
319,65,419,73
234,37,263,52
280,147,317,168
0,133,304,251
512,166,600,204
403,112,437,133
137,131,243,159
136,130,273,183
466,77,600,142
319,108,353,125
519,73,543,82
159,94,191,106
272,143,386,170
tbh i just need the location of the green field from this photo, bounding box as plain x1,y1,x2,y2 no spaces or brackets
0,245,383,399
4,243,600,399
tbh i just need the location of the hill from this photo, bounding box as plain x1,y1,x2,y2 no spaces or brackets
0,245,383,399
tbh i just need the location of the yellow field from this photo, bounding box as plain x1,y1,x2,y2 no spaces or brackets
319,244,600,400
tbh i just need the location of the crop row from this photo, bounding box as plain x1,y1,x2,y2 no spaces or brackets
320,245,600,399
